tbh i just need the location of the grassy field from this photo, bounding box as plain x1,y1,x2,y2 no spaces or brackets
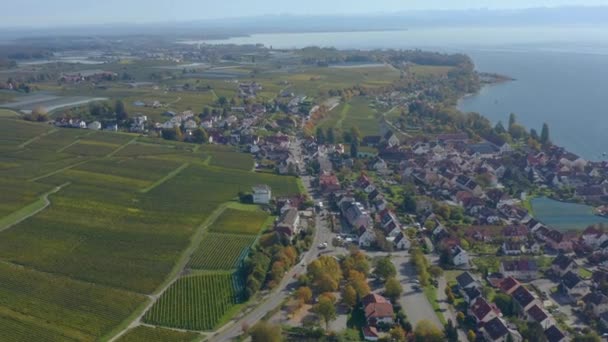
117,326,201,342
0,117,302,337
143,272,243,331
317,97,382,137
209,208,269,235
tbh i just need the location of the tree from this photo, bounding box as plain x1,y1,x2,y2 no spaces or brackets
373,257,396,281
115,100,128,121
326,127,335,144
191,128,208,143
494,292,515,316
307,256,342,293
540,122,551,145
342,285,357,308
390,326,407,342
162,127,182,141
456,311,465,324
414,320,444,342
573,332,601,342
467,330,476,342
249,321,282,342
494,121,506,134
384,277,403,302
316,127,326,145
402,193,417,213
350,126,362,143
314,296,336,330
295,286,312,304
341,250,371,276
508,113,517,131
428,265,443,278
350,140,359,159
444,320,458,342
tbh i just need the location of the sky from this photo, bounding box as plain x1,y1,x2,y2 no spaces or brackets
2,0,607,27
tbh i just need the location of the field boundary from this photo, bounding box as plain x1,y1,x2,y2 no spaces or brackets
105,202,231,342
139,162,190,193
18,127,58,148
29,160,90,182
106,137,138,158
0,182,69,231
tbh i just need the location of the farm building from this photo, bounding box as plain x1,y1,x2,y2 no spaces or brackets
252,184,272,204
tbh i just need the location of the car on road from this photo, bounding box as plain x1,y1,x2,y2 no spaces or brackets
318,242,328,249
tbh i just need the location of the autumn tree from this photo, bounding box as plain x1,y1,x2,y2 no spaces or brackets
414,320,444,342
314,296,336,330
249,321,282,342
390,326,407,342
384,277,403,302
307,256,342,293
294,286,312,304
342,285,357,309
467,330,476,342
341,250,371,276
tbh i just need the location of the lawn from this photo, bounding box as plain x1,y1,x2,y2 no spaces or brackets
209,208,269,235
317,97,382,137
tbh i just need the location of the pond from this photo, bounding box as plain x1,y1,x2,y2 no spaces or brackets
531,197,608,231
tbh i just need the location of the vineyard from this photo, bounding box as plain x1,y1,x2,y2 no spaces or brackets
0,117,302,338
143,273,242,331
188,233,257,270
117,326,200,342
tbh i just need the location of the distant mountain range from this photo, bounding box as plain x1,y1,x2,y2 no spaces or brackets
2,6,608,40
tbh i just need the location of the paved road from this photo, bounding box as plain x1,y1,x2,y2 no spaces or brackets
391,254,442,328
211,143,328,341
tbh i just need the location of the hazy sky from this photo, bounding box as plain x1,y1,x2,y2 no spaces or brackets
2,0,607,27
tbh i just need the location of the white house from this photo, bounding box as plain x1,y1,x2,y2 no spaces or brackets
87,121,101,130
451,245,469,267
358,228,376,248
252,185,272,204
393,232,411,250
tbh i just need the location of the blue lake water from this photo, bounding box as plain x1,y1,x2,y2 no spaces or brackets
195,27,608,160
531,197,608,231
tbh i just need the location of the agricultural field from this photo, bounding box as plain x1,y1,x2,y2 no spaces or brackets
208,207,270,235
188,233,257,270
143,272,242,331
0,116,303,338
317,97,382,137
116,326,201,342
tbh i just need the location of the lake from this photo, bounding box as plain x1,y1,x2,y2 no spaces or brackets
193,27,608,160
531,197,608,231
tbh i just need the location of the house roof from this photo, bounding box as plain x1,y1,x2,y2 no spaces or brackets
498,277,521,294
365,302,394,319
544,325,566,342
470,297,493,321
362,293,389,306
456,272,477,289
501,259,538,273
552,254,574,270
562,271,582,289
483,317,509,340
363,326,379,338
464,287,481,301
582,291,608,305
252,184,271,192
502,225,528,237
512,286,535,308
527,304,549,323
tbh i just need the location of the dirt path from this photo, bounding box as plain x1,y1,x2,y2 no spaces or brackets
0,182,69,231
139,162,190,193
19,128,58,148
106,203,230,342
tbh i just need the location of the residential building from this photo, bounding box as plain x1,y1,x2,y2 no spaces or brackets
252,184,272,204
499,259,538,281
275,208,300,239
363,293,394,326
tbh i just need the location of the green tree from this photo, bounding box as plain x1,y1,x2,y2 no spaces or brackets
428,265,443,278
316,127,326,145
350,140,359,159
373,257,396,281
384,277,403,302
115,100,128,121
191,128,208,143
162,127,182,141
508,113,517,131
350,126,362,143
402,193,417,213
249,321,282,342
314,296,336,330
540,122,551,145
493,293,515,317
444,320,458,342
414,320,444,342
326,127,335,144
494,121,506,134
